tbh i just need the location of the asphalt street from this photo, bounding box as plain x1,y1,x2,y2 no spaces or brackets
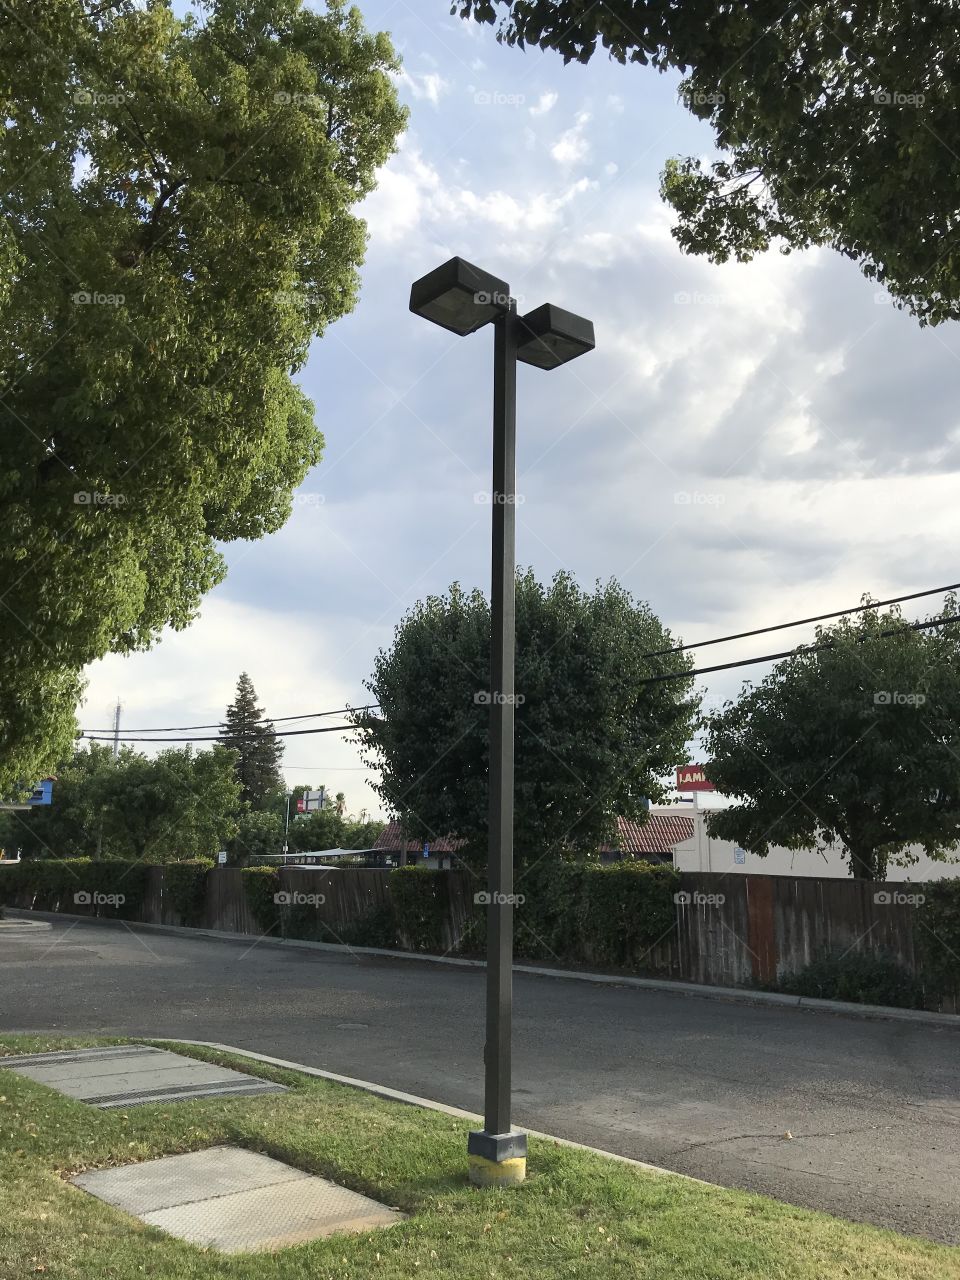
1,918,958,1243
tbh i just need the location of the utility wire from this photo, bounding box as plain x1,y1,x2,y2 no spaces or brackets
80,723,360,744
643,612,960,684
646,579,960,657
82,703,378,734
79,613,960,740
79,581,960,737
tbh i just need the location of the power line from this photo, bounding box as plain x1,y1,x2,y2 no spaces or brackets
79,723,359,744
82,703,377,735
79,612,960,741
646,580,960,657
78,581,960,737
642,612,960,685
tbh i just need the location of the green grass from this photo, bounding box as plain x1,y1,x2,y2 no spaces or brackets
0,1034,957,1280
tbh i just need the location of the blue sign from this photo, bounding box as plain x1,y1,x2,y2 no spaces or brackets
734,847,746,865
422,842,430,859
28,779,53,806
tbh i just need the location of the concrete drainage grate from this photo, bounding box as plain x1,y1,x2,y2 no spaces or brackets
72,1146,406,1253
4,1045,287,1108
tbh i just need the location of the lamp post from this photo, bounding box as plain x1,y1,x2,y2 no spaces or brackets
409,258,594,1186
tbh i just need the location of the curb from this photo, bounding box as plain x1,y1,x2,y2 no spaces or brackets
149,1037,708,1185
6,907,959,1029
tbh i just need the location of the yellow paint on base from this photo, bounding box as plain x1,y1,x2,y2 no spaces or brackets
468,1154,527,1187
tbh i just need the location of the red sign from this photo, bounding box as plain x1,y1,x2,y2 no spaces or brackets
676,765,715,792
296,798,305,813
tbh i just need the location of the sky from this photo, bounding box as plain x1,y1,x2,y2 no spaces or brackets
83,0,960,818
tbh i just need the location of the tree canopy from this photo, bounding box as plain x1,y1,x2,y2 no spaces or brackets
705,599,960,879
455,0,960,324
0,740,241,862
0,0,405,794
219,672,284,806
354,569,698,864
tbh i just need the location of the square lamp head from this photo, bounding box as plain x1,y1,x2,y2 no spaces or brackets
516,303,595,370
409,257,512,336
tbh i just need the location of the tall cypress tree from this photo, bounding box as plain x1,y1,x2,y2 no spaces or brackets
219,673,284,808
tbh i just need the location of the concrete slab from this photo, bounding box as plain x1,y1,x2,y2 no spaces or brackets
72,1146,406,1253
73,1145,309,1214
4,1046,287,1108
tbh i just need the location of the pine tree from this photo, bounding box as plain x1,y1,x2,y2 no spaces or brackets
219,674,284,808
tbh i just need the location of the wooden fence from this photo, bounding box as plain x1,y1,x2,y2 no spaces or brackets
9,864,953,1009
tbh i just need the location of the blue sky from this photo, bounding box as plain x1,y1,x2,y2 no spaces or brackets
84,0,960,815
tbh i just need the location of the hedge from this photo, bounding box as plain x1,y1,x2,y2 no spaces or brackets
390,861,680,971
161,859,213,927
0,858,147,920
917,879,960,996
241,866,281,935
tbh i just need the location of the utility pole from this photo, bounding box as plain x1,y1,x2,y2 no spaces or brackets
111,700,122,759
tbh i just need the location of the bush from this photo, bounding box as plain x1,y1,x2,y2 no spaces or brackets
390,866,452,953
0,857,147,920
916,880,960,997
774,949,925,1009
241,866,281,935
390,860,679,970
161,859,212,926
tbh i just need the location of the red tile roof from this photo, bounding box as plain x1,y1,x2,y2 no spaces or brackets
609,814,693,855
373,821,464,853
374,814,692,857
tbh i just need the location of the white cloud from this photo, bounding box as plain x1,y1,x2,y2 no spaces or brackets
361,144,595,248
83,596,384,813
550,111,592,167
396,69,450,107
529,91,558,117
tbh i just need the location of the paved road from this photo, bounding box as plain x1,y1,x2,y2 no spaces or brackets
1,918,958,1244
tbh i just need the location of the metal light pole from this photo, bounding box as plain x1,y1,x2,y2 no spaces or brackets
409,258,594,1186
484,302,519,1151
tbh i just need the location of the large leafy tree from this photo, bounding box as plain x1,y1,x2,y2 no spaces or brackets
705,600,960,880
1,740,241,861
456,0,960,324
0,0,405,795
219,672,285,805
354,570,698,864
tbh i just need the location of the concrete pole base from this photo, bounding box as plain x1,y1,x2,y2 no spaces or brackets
468,1153,527,1187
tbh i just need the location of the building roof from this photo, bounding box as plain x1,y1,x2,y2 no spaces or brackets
608,814,693,855
373,822,464,853
374,815,692,857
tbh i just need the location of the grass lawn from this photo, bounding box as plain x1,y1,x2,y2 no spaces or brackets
0,1034,957,1280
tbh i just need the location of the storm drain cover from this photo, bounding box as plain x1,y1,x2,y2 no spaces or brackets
4,1045,287,1108
72,1145,406,1252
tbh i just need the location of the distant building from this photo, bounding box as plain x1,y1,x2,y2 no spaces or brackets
373,815,693,868
669,809,960,881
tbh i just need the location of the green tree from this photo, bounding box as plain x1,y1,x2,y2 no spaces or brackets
98,746,241,861
456,0,960,324
229,807,285,862
705,600,960,880
219,673,285,806
0,0,406,793
354,570,697,864
0,742,118,860
2,742,241,862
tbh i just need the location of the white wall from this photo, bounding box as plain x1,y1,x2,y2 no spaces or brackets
664,809,960,881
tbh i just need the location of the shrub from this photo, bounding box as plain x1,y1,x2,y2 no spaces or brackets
774,949,925,1009
161,859,213,927
916,880,960,997
390,866,454,953
390,859,679,970
0,858,146,920
241,866,281,935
